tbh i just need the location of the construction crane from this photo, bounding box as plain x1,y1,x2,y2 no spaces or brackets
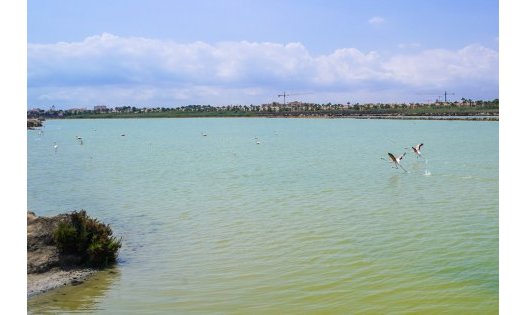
416,90,455,103
277,91,313,105
443,91,455,103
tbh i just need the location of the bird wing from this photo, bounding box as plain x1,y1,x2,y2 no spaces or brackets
399,152,406,161
417,143,423,150
388,153,396,162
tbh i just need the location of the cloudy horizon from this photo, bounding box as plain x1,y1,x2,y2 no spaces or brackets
27,0,499,109
28,33,498,109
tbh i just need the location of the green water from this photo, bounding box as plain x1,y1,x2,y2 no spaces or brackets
27,118,498,314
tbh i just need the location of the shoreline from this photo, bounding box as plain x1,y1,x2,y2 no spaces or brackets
39,114,499,122
27,268,97,298
332,115,498,121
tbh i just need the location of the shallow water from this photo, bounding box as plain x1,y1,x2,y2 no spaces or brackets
27,118,498,314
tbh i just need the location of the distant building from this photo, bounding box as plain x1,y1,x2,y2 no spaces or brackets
67,108,87,114
27,108,44,118
288,101,303,107
28,108,42,115
261,103,281,112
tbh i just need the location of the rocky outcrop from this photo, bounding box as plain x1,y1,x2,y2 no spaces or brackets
27,118,43,129
27,211,119,298
27,211,63,273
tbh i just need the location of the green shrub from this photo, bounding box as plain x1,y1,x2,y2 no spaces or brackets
54,222,78,253
53,210,122,268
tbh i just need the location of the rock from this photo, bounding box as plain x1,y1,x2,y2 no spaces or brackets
27,213,69,254
27,211,115,298
27,119,43,129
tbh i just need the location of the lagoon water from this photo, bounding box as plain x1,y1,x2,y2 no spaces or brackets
27,118,498,314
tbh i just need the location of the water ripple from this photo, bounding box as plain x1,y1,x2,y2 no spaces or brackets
28,118,498,314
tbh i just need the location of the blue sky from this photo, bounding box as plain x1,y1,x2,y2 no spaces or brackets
27,0,499,108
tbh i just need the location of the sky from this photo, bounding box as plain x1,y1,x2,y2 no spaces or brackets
27,0,499,108
27,0,499,109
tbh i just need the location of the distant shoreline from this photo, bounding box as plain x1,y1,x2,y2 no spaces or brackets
329,115,498,121
27,102,499,122
36,114,498,122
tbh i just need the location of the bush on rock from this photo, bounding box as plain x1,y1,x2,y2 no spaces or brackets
53,210,121,268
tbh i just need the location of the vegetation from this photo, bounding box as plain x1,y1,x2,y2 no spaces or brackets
53,210,121,268
27,99,499,120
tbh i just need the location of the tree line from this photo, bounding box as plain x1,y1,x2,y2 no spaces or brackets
27,99,499,119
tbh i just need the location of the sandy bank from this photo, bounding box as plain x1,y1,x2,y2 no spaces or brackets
27,268,97,298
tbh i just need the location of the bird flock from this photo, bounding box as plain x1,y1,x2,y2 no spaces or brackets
384,143,426,173
42,128,427,175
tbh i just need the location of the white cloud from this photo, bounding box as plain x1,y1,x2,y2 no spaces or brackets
384,44,499,87
27,33,499,107
312,48,386,84
368,16,385,25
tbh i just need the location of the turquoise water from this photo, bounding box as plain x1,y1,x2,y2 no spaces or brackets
27,118,498,314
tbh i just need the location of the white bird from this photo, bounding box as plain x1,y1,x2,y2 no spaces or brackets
202,132,207,137
411,143,424,158
76,136,84,145
387,152,407,172
53,142,58,153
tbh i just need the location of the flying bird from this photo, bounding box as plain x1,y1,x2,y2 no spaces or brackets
387,152,407,172
76,136,84,145
411,143,424,158
53,142,58,153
